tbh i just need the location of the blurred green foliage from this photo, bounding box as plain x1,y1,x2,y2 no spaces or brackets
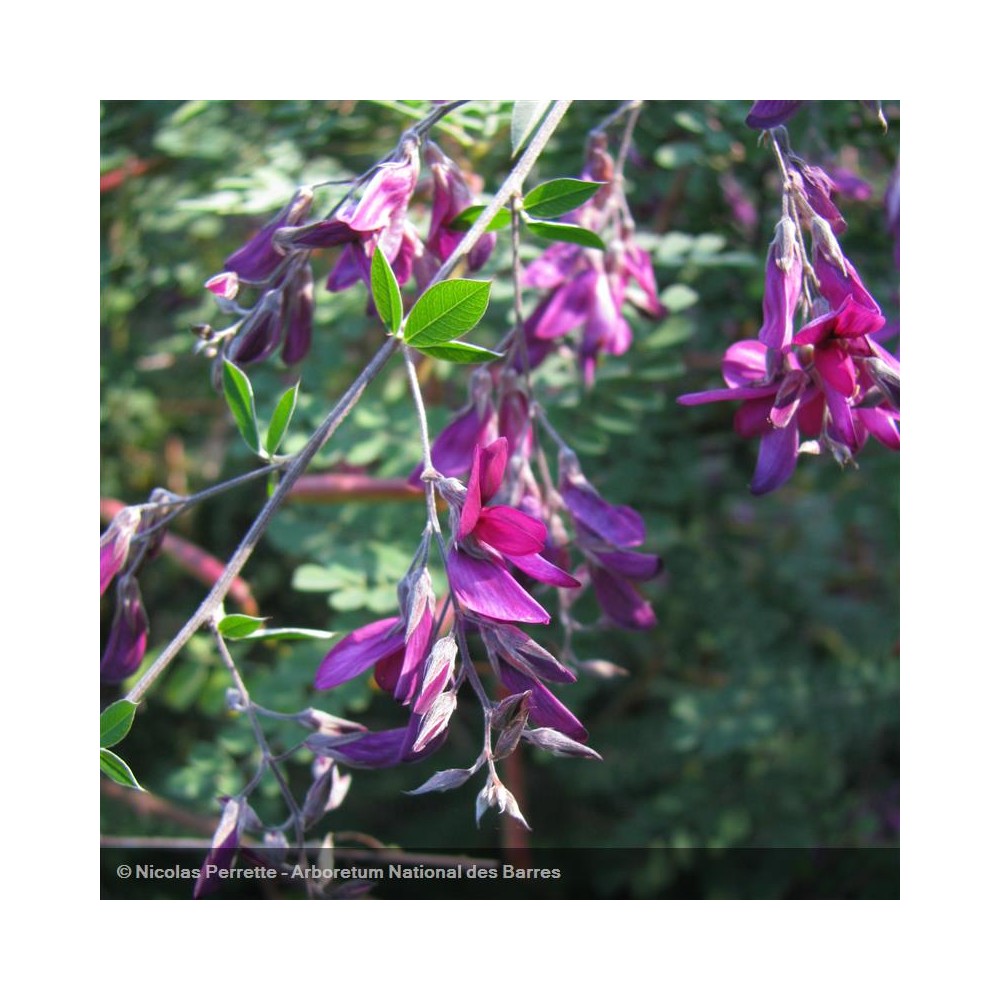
101,101,899,898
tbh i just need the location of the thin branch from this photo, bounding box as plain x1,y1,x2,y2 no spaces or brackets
126,336,397,705
123,99,573,707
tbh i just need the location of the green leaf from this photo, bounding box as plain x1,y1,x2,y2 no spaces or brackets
522,179,602,219
217,614,268,638
511,100,550,156
100,749,144,791
265,383,299,456
404,280,491,348
100,699,137,749
446,205,511,233
231,627,337,642
370,245,403,334
221,359,260,454
415,341,504,364
524,219,606,250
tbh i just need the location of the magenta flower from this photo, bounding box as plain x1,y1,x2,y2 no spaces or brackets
446,438,579,625
522,239,662,385
791,162,846,234
306,702,450,769
100,506,140,596
204,271,239,300
678,340,824,495
558,452,661,629
759,219,803,350
517,144,664,384
101,577,149,683
793,296,894,455
322,141,421,293
315,608,433,708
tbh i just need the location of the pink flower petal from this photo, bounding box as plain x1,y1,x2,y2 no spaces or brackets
814,344,857,397
478,437,508,503
476,506,546,556
315,617,403,690
506,551,581,589
447,549,550,624
721,340,769,387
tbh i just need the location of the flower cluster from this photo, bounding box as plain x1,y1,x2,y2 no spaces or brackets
518,135,665,384
678,131,899,494
203,138,495,367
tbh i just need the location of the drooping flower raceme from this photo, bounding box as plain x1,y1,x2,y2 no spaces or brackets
678,117,899,493
518,135,666,384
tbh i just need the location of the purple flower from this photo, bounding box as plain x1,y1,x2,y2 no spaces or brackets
720,172,758,236
323,141,421,293
745,101,806,130
446,438,579,625
885,166,900,269
481,623,588,741
558,452,661,629
425,141,495,273
205,271,239,300
678,340,825,495
791,162,846,234
224,187,314,283
101,577,149,683
231,289,283,365
826,166,873,202
280,262,314,366
194,797,246,899
306,697,452,770
522,240,661,385
315,609,433,708
759,218,803,350
100,506,140,596
517,145,663,384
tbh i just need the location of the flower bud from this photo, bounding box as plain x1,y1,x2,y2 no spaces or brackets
281,263,314,365
224,187,314,282
100,506,141,596
101,577,149,683
204,271,240,300
231,289,283,364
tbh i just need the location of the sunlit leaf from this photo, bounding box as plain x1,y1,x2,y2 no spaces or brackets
524,219,605,250
221,359,260,454
522,178,602,219
265,383,299,456
100,699,137,749
415,341,503,364
404,280,491,347
100,749,144,791
370,245,403,335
